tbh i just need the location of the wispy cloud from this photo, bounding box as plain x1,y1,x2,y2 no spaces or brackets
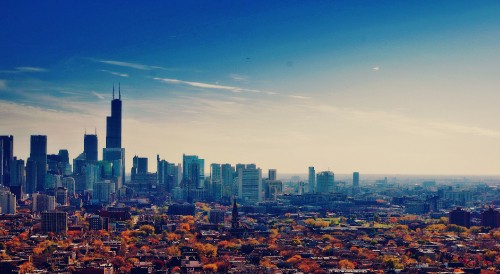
153,77,267,94
372,66,380,71
229,74,249,82
91,58,167,70
289,95,311,100
429,122,500,137
0,67,47,73
100,69,129,77
92,91,106,100
15,66,48,72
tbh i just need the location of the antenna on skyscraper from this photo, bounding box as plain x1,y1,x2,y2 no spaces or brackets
85,128,87,135
119,82,121,99
95,128,97,135
113,83,115,99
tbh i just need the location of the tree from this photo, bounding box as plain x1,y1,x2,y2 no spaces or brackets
18,262,34,274
339,259,355,269
203,263,218,273
139,225,155,235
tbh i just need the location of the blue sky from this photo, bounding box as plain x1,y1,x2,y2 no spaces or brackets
2,1,500,174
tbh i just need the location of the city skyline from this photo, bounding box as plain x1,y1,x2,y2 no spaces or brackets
2,2,500,174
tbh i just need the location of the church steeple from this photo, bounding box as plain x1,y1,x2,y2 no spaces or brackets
231,197,239,229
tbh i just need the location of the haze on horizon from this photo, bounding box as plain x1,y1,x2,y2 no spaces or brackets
1,1,500,175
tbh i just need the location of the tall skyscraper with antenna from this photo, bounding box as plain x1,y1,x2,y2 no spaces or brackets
103,84,125,189
106,83,122,148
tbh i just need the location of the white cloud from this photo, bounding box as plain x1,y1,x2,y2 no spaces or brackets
0,79,7,90
100,70,129,77
92,58,166,70
372,66,380,71
15,67,48,72
229,74,249,82
289,95,311,100
92,91,106,100
154,77,268,94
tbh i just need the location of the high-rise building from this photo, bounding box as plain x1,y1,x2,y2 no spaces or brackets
62,177,76,196
102,148,125,189
131,155,148,180
0,189,16,214
30,135,47,192
157,155,178,193
9,157,25,198
26,158,37,194
104,84,125,189
237,164,262,204
84,134,98,162
0,136,14,187
182,154,204,190
41,211,67,233
268,169,277,180
316,171,334,193
481,207,500,228
264,179,283,200
352,172,360,195
32,193,55,212
449,207,471,228
55,187,68,206
92,180,115,204
221,164,235,198
210,164,222,201
106,84,122,148
308,167,315,193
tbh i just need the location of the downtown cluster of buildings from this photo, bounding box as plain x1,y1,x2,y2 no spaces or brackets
0,86,500,273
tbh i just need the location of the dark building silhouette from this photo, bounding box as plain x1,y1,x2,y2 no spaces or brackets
481,207,500,228
352,171,360,195
103,84,125,189
132,156,148,175
232,198,239,229
41,211,67,233
449,207,471,228
25,158,37,194
30,135,47,191
106,84,122,148
9,157,25,199
84,134,98,161
0,135,14,186
58,149,69,164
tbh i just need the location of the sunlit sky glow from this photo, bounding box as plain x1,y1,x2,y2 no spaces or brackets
1,1,500,174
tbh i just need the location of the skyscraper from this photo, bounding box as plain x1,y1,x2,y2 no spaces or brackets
268,169,277,180
0,189,16,214
210,164,222,201
182,154,204,190
237,164,262,204
308,166,315,193
221,164,235,198
30,135,47,191
103,85,125,189
25,158,37,194
131,155,148,180
9,157,25,199
106,84,122,148
0,136,14,186
352,172,360,195
84,134,98,161
316,171,334,193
